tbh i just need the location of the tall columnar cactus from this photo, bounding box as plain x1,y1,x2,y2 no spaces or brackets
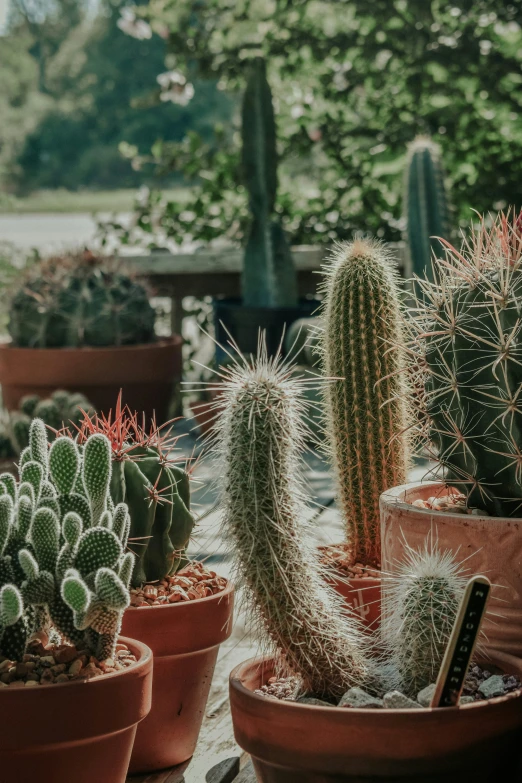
216,346,372,699
0,418,133,662
321,240,410,566
8,250,155,348
383,541,466,697
404,136,451,279
77,397,195,587
409,211,522,517
241,57,297,308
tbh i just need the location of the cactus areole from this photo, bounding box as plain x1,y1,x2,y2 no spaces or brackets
410,211,522,518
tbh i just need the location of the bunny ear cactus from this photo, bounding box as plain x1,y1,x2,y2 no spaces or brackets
215,345,373,699
404,136,451,280
408,211,522,517
383,540,467,697
241,57,297,308
0,420,133,662
320,239,410,567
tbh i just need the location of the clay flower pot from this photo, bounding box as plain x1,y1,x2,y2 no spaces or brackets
0,637,152,783
230,653,522,782
381,481,522,656
121,581,234,773
0,336,182,421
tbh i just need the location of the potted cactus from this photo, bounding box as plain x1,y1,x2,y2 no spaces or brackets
0,418,153,783
74,395,234,773
0,250,182,420
381,210,522,657
317,239,410,624
214,57,318,358
217,347,522,781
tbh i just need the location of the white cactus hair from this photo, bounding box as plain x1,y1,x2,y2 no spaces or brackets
211,332,373,699
382,532,468,697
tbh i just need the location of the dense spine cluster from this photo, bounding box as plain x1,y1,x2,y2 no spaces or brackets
408,211,522,517
383,541,466,697
215,347,372,699
0,419,133,661
321,239,410,566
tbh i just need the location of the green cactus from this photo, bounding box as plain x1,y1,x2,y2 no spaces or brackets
404,136,451,280
216,346,373,699
408,211,522,517
383,541,466,697
320,240,410,566
8,251,156,348
0,423,133,662
241,57,297,308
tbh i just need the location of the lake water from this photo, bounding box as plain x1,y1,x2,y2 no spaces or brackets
0,213,129,253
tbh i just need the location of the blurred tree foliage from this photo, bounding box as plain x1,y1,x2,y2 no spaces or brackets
110,0,522,246
0,0,232,191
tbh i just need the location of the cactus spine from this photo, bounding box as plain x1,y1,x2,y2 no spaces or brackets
409,211,522,517
404,136,450,279
241,57,297,308
321,240,410,566
383,541,466,697
216,347,372,699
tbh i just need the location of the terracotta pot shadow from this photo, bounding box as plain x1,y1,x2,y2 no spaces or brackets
230,653,522,782
0,637,152,783
121,582,234,773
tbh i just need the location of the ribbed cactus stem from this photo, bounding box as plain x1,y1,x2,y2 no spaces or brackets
216,349,372,699
404,135,450,279
383,541,466,697
321,239,410,566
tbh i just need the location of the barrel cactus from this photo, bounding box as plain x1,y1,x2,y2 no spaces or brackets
215,345,372,699
404,136,451,279
409,211,522,517
241,57,297,308
76,396,195,587
320,239,410,567
8,250,155,348
0,418,133,661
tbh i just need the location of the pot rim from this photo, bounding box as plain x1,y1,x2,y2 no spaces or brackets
230,654,522,715
0,635,152,695
0,336,182,353
380,480,514,524
126,579,233,613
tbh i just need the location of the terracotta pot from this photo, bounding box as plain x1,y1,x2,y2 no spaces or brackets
230,653,522,782
328,574,381,630
121,581,234,773
0,636,152,783
381,481,522,656
0,337,182,421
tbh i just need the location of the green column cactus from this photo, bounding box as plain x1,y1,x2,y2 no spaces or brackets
409,211,522,517
216,347,372,699
383,541,466,697
241,57,297,308
404,136,451,280
321,239,410,567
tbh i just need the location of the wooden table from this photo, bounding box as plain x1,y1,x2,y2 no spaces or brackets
124,244,408,336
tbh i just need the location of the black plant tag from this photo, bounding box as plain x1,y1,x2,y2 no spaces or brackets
431,576,491,708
